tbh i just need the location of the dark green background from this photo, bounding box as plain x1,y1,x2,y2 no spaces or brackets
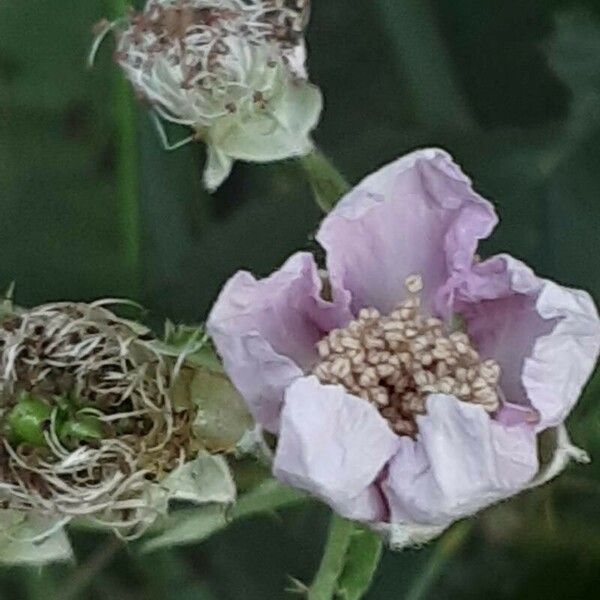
1,0,600,598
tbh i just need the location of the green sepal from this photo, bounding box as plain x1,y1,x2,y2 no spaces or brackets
159,322,222,372
160,451,236,506
188,368,254,452
0,511,73,565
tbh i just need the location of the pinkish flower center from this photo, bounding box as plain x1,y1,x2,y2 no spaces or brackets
313,275,501,437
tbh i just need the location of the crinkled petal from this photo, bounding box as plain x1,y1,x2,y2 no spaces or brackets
207,253,351,432
273,376,400,522
316,148,498,317
384,394,538,527
456,254,600,430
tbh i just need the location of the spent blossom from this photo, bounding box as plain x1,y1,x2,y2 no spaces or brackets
106,0,321,190
0,300,245,563
207,148,600,545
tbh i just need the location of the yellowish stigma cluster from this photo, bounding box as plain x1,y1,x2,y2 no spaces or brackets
313,275,501,437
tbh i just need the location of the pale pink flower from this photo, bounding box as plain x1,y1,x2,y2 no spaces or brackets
207,148,600,544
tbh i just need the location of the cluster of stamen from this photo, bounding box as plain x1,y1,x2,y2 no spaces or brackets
0,302,199,538
111,0,309,127
313,275,501,437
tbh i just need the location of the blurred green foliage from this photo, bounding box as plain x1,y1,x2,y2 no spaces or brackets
1,0,600,598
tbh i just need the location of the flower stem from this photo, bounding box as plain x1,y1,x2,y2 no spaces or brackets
308,514,356,600
299,149,351,213
405,521,472,600
107,0,140,296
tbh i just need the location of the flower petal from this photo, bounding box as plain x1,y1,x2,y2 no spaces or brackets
384,394,538,527
273,376,400,522
207,253,351,432
456,254,600,430
316,148,497,317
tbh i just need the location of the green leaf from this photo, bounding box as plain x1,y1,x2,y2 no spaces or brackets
336,528,383,600
139,504,228,554
0,511,73,565
139,479,306,553
229,478,306,520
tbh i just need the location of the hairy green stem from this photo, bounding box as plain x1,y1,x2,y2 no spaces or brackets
406,521,472,600
308,515,356,600
299,149,351,213
108,0,140,295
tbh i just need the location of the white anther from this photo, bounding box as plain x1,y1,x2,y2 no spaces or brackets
449,332,469,345
480,359,501,384
413,370,432,387
367,350,383,365
348,321,362,336
471,377,487,391
364,336,385,350
370,387,390,406
412,336,429,352
437,377,455,394
405,273,424,294
419,353,433,367
350,350,366,366
341,337,361,351
376,364,395,378
330,357,351,379
316,339,330,359
359,308,380,321
455,341,469,355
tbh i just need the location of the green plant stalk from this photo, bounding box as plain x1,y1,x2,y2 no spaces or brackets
108,0,140,295
406,521,472,600
299,149,351,213
308,515,356,600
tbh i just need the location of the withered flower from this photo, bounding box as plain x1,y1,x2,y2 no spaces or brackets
0,300,249,563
